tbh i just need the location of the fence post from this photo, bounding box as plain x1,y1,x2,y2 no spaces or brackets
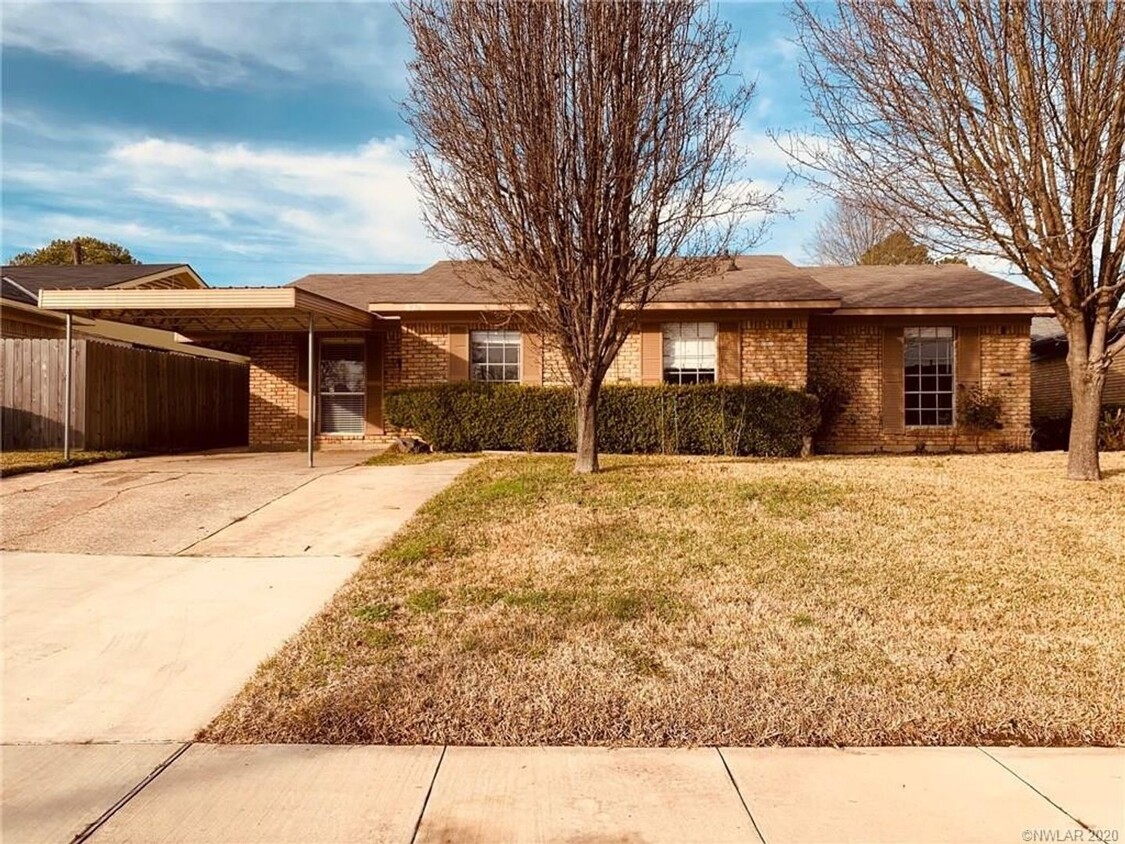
63,314,72,460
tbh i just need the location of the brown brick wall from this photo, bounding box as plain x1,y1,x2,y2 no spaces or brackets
980,324,1031,449
397,322,449,387
741,317,808,388
809,317,1032,452
248,332,301,448
607,332,641,384
397,320,808,389
808,319,884,448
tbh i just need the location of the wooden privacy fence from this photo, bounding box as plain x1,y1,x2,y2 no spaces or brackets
1,338,249,451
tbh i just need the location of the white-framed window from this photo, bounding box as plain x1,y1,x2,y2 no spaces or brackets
470,330,521,382
904,326,954,426
662,322,716,384
319,339,366,434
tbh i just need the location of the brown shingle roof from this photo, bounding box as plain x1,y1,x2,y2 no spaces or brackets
654,256,837,303
290,258,1048,313
804,265,1046,310
291,256,839,308
285,272,423,309
1,264,192,296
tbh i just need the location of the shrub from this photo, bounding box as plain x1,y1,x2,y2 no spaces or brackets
385,382,820,457
957,386,1004,433
807,361,853,439
1100,407,1125,451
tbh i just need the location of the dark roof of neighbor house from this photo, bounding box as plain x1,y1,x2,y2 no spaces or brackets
1,276,37,305
1,264,201,307
291,256,841,308
1031,316,1065,343
1031,314,1125,358
802,265,1046,311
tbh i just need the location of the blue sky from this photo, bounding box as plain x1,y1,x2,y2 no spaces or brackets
2,1,827,287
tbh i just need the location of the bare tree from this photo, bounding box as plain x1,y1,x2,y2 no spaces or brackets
790,1,1125,481
807,195,895,265
402,0,771,472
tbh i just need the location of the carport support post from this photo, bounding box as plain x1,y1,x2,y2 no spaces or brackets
63,313,72,461
307,313,315,468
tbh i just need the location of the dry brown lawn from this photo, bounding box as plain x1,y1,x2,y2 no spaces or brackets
0,449,130,477
205,451,1125,747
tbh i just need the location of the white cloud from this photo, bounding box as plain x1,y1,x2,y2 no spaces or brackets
1,1,410,89
2,115,442,281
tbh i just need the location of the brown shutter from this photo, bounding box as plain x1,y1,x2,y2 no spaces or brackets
448,325,469,382
882,327,905,433
521,331,542,385
365,333,384,434
956,326,981,390
717,322,742,384
640,324,664,385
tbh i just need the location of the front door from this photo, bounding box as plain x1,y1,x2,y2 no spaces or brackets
318,340,365,434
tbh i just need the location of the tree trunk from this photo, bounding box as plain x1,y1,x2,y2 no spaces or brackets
1066,357,1105,481
574,379,600,474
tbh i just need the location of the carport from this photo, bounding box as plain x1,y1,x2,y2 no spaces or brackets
38,287,380,467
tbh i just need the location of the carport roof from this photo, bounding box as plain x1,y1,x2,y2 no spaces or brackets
36,287,378,332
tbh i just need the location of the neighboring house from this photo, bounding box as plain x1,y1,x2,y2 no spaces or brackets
1,263,240,362
39,255,1048,454
1030,316,1125,420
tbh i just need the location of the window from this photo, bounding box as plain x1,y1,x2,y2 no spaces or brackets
663,322,716,384
904,327,954,426
470,330,520,382
319,340,365,434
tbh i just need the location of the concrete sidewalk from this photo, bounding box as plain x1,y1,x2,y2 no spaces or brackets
3,743,1121,843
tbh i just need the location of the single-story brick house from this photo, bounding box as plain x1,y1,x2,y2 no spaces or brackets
39,255,1048,458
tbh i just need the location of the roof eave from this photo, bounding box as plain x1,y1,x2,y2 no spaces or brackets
366,299,843,313
367,302,530,313
830,305,1052,316
635,299,842,311
38,287,378,331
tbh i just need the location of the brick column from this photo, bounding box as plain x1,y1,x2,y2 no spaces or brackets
248,333,302,448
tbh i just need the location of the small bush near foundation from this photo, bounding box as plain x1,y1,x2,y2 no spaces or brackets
957,386,1004,433
807,361,853,438
385,383,819,457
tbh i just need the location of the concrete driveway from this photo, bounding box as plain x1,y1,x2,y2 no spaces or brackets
2,450,413,556
0,451,477,742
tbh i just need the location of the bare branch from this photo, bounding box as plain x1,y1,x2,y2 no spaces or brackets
789,0,1125,479
402,0,773,471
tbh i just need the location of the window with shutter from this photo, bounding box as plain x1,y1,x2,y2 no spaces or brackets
904,327,955,427
662,322,716,384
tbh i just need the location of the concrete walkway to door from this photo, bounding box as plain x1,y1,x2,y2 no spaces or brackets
0,451,477,743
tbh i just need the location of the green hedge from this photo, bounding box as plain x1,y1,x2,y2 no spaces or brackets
385,382,820,457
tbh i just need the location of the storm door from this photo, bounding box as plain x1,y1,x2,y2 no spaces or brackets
318,340,366,434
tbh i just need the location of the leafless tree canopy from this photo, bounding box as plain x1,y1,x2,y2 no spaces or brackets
806,196,895,265
402,0,771,471
790,0,1125,480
